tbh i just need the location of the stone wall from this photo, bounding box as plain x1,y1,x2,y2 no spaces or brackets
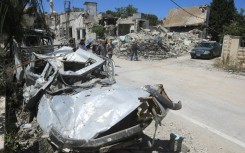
237,48,245,68
221,35,245,69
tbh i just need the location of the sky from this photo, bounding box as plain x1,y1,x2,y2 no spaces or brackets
43,0,245,20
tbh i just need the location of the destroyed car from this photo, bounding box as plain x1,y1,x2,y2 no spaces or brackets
19,47,182,152
190,41,221,59
13,29,55,81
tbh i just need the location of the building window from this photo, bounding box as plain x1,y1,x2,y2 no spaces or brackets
69,27,73,38
82,29,86,38
77,29,80,40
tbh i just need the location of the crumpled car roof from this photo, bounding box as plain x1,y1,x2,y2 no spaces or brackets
37,85,150,140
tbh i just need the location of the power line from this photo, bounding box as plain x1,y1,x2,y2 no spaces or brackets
170,0,206,20
169,0,219,34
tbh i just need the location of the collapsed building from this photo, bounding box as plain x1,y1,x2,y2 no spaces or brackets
45,1,151,46
117,13,149,35
162,5,210,38
45,2,99,44
43,2,210,60
112,5,211,60
114,26,205,60
98,13,118,36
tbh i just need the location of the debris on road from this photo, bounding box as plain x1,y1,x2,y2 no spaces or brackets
114,27,205,60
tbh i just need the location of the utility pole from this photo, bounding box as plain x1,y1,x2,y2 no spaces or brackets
49,0,54,14
64,0,71,39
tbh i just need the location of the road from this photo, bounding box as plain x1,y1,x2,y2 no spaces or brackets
113,55,245,153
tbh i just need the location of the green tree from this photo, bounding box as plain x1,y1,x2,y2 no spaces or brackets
144,14,158,26
220,1,245,39
209,0,227,42
116,4,138,18
1,0,48,46
1,0,30,42
106,4,138,18
209,0,245,41
92,25,105,39
223,21,244,36
226,0,237,22
209,0,237,42
105,10,117,17
222,10,245,39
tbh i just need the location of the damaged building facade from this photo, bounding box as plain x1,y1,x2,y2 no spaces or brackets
163,5,210,38
46,2,99,43
45,1,150,44
117,13,149,35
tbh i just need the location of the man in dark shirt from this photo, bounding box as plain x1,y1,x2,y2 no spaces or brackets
77,38,87,50
97,40,106,57
130,39,139,61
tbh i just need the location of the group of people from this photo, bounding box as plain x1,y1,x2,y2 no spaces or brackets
76,38,139,61
77,38,114,59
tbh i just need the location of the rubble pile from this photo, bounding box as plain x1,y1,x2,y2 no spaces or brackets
16,116,40,151
137,39,172,60
114,26,204,60
163,29,204,53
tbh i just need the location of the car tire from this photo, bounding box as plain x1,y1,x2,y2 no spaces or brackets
209,52,213,59
191,55,196,59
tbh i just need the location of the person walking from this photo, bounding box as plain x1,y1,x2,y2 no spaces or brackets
104,39,108,56
97,40,106,57
130,39,139,61
107,40,113,59
92,40,98,54
77,38,87,50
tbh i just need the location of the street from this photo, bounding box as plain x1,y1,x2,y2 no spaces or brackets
114,55,245,153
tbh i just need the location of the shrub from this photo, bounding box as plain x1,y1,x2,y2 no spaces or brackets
213,57,242,72
92,25,105,39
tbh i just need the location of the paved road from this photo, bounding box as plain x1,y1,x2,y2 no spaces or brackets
113,55,245,153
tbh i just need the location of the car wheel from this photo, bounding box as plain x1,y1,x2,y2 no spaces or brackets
209,52,213,59
191,55,196,59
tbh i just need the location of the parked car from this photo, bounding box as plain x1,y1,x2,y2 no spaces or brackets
190,41,221,59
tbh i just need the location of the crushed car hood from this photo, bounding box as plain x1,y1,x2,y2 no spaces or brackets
37,85,150,140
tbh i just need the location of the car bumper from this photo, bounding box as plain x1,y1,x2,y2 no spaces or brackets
49,123,149,152
190,53,211,59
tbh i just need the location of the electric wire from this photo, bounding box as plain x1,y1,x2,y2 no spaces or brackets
169,0,219,34
170,0,206,20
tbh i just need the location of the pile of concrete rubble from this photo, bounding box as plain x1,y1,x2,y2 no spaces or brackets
113,26,205,60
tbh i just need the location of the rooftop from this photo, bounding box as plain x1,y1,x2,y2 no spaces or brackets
83,2,97,5
163,6,209,28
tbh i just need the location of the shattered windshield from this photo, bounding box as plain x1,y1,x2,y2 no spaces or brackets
197,42,214,48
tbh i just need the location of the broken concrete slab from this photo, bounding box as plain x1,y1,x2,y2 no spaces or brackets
114,28,204,60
